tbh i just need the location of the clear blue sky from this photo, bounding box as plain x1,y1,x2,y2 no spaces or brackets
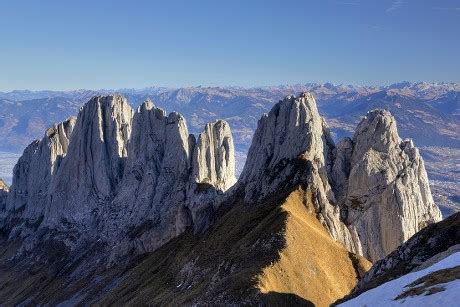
0,0,459,91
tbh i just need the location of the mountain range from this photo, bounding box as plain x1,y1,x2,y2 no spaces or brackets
1,91,458,305
1,82,458,216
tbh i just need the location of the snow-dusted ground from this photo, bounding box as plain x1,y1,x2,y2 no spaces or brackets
339,252,460,307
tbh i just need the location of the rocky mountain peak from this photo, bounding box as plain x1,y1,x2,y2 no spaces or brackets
239,92,331,201
192,119,236,191
43,95,134,228
0,92,447,305
0,95,239,260
237,92,356,251
333,109,443,262
238,94,441,262
0,115,77,238
351,109,400,163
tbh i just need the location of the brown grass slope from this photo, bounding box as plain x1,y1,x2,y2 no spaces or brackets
0,185,370,306
95,186,370,306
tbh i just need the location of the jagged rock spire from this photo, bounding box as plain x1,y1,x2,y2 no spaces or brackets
101,100,195,255
0,116,76,235
238,92,355,250
333,109,442,261
239,92,331,200
192,119,236,191
104,101,237,257
0,95,238,259
46,95,133,226
239,94,441,262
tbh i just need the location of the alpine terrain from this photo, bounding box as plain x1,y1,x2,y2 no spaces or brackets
0,92,446,305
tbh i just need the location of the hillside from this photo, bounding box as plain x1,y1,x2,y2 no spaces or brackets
97,187,371,306
0,187,370,306
339,252,460,306
338,212,460,306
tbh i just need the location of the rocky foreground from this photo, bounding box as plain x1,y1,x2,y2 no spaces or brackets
0,93,444,305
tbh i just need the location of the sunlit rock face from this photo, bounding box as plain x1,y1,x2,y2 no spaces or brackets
0,178,9,214
237,93,356,251
239,93,441,262
100,100,196,257
333,109,442,262
192,119,236,191
0,95,238,260
0,116,76,236
45,95,133,228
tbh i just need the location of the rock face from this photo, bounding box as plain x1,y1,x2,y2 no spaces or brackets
101,100,195,256
238,94,441,261
192,120,236,191
102,101,237,258
0,179,8,212
0,93,440,263
0,95,236,259
0,179,7,191
333,110,442,262
46,95,132,228
0,117,76,235
238,93,355,251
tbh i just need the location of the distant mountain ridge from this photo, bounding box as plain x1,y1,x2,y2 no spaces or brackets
1,81,459,101
0,82,459,216
1,82,459,152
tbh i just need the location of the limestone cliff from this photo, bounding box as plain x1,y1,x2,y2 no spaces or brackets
333,110,442,261
238,93,355,251
0,179,8,213
45,95,132,229
0,95,237,259
192,120,236,191
101,100,194,257
0,117,76,237
238,94,441,261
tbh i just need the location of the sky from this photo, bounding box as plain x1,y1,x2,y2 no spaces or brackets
0,0,459,91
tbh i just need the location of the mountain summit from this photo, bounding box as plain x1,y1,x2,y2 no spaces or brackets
0,92,442,305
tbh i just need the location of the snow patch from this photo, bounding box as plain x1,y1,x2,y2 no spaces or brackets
339,252,460,306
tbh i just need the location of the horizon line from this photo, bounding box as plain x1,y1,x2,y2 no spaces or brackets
1,80,459,94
